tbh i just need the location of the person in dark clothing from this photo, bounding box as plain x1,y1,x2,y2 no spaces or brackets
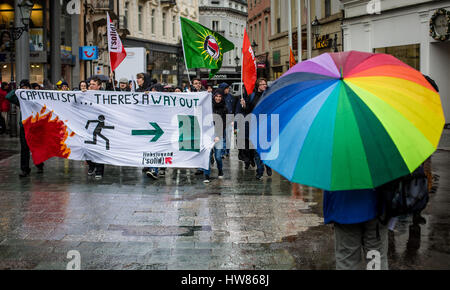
136,73,160,179
86,77,105,179
323,189,388,270
235,78,272,179
203,89,227,182
218,82,237,158
136,73,152,92
31,83,41,90
6,79,44,177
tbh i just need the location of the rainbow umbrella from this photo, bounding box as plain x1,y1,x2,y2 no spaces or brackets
251,51,445,191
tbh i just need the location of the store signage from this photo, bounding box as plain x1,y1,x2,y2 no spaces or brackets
211,74,227,79
273,50,280,65
257,62,266,68
95,66,104,75
430,9,450,41
315,35,331,49
79,46,98,60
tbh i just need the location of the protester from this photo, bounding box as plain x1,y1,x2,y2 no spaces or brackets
79,80,88,92
235,78,271,179
203,89,227,182
206,85,213,94
61,81,70,91
174,87,182,93
31,83,41,90
128,80,135,91
118,78,130,91
136,73,159,179
218,82,236,158
43,79,54,90
86,77,105,180
56,80,63,90
6,79,45,177
191,78,204,92
0,82,10,134
323,188,388,270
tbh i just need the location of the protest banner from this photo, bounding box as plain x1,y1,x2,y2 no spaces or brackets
15,90,215,169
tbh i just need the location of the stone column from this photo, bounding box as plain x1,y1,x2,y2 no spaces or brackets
15,0,30,83
50,0,61,84
71,13,80,87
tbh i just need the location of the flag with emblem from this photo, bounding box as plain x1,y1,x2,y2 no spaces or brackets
180,17,234,79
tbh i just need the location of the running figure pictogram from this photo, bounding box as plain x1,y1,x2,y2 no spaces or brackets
84,115,115,150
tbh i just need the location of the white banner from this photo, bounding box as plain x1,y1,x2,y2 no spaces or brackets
16,89,215,169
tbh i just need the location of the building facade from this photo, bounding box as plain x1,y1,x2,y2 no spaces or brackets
0,0,79,87
268,0,343,80
199,0,248,83
247,0,271,79
81,0,199,86
119,0,199,85
342,0,450,123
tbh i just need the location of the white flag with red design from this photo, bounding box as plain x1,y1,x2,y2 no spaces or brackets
107,12,127,72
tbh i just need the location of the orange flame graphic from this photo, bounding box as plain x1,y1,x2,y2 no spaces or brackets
23,105,75,164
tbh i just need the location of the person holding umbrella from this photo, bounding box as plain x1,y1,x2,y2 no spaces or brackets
249,51,445,269
323,188,388,269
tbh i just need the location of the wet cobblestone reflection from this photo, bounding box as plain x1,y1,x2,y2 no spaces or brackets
0,131,449,269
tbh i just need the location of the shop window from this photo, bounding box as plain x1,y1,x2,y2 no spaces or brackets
374,44,420,71
0,0,44,52
325,0,331,17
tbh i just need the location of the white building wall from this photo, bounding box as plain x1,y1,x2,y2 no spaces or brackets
342,0,450,123
120,0,199,45
199,0,247,72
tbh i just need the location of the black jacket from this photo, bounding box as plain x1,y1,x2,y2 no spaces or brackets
136,73,152,92
212,98,227,137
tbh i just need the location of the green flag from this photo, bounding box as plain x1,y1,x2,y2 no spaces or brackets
180,17,234,79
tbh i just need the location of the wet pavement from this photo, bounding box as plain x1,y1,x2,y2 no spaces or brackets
0,129,449,270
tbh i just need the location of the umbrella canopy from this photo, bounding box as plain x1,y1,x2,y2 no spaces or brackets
251,51,445,191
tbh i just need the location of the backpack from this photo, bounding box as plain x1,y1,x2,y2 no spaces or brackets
377,164,429,225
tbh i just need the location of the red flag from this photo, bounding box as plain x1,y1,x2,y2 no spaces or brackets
289,47,296,68
107,12,127,72
241,29,257,96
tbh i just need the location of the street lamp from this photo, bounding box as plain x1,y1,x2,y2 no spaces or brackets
311,17,320,38
234,55,240,72
11,0,34,40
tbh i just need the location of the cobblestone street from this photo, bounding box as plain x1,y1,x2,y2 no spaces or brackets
0,129,449,270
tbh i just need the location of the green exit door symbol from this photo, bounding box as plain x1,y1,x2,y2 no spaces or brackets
178,115,200,152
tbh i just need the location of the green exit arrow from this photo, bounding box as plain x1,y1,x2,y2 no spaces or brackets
131,122,164,142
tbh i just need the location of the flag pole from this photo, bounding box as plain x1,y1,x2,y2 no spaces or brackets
107,12,116,91
108,52,116,91
240,47,243,100
179,17,191,91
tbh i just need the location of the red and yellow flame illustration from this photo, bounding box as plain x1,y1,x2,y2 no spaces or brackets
22,105,75,165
